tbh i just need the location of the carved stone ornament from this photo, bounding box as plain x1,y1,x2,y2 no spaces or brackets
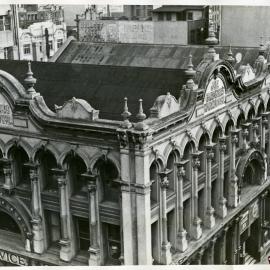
55,97,99,121
149,92,179,119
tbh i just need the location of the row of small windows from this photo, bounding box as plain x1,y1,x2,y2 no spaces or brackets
23,39,63,55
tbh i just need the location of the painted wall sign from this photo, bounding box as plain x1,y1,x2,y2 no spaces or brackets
204,77,226,114
0,250,28,266
0,92,13,127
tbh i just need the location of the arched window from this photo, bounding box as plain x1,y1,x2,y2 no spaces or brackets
150,161,159,205
212,126,222,164
9,146,29,188
182,141,195,183
65,153,87,197
167,152,177,195
36,149,58,192
257,103,265,117
0,211,21,236
236,113,245,129
247,107,255,121
242,159,263,188
198,133,209,172
95,158,119,203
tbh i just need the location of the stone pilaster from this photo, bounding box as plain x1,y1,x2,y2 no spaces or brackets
27,163,44,254
85,173,101,266
191,152,202,240
53,168,72,262
119,147,135,265
218,226,228,264
204,144,215,228
0,158,13,193
207,237,216,264
216,136,227,218
159,169,172,265
135,149,152,265
175,160,188,252
228,129,240,207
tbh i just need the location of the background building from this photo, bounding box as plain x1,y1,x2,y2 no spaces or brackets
210,6,270,47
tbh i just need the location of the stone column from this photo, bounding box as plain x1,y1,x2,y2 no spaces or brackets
85,174,101,265
216,136,227,218
175,160,188,252
191,151,202,240
205,144,215,228
241,123,251,152
159,169,172,265
207,237,216,264
53,168,72,262
251,117,260,148
28,163,44,254
267,113,270,175
234,216,241,264
228,129,240,207
135,148,152,265
261,113,269,179
1,158,13,193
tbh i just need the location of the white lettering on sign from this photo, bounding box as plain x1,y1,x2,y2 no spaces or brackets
0,93,13,126
203,77,226,114
0,250,28,266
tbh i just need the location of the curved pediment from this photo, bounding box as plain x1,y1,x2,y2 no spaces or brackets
55,97,99,121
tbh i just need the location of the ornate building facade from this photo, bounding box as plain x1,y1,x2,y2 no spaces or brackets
0,28,269,266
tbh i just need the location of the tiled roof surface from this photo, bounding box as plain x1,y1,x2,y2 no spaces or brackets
55,41,263,72
152,5,204,13
0,60,185,121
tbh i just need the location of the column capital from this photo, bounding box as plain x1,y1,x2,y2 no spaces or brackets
80,173,98,192
0,158,12,168
192,151,203,168
159,169,172,189
262,112,270,126
205,143,216,160
241,122,251,130
251,117,261,129
218,136,227,151
24,162,39,182
175,160,189,177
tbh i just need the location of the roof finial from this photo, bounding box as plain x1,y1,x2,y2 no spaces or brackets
135,98,148,131
185,54,196,89
205,21,218,57
120,97,132,129
225,44,235,65
24,61,37,96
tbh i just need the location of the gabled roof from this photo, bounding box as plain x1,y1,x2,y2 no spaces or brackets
54,41,263,72
0,60,185,121
152,5,205,13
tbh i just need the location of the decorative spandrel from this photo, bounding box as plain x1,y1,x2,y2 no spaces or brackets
0,91,13,127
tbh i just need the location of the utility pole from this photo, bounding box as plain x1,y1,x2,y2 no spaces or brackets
10,4,20,60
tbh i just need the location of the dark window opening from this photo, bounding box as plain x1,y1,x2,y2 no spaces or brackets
45,210,61,248
76,217,90,252
0,211,21,235
96,159,119,203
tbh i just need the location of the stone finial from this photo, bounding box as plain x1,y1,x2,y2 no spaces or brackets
226,44,235,65
120,97,132,129
136,98,146,122
205,21,218,56
259,36,266,55
185,54,196,89
135,98,148,131
24,61,37,96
